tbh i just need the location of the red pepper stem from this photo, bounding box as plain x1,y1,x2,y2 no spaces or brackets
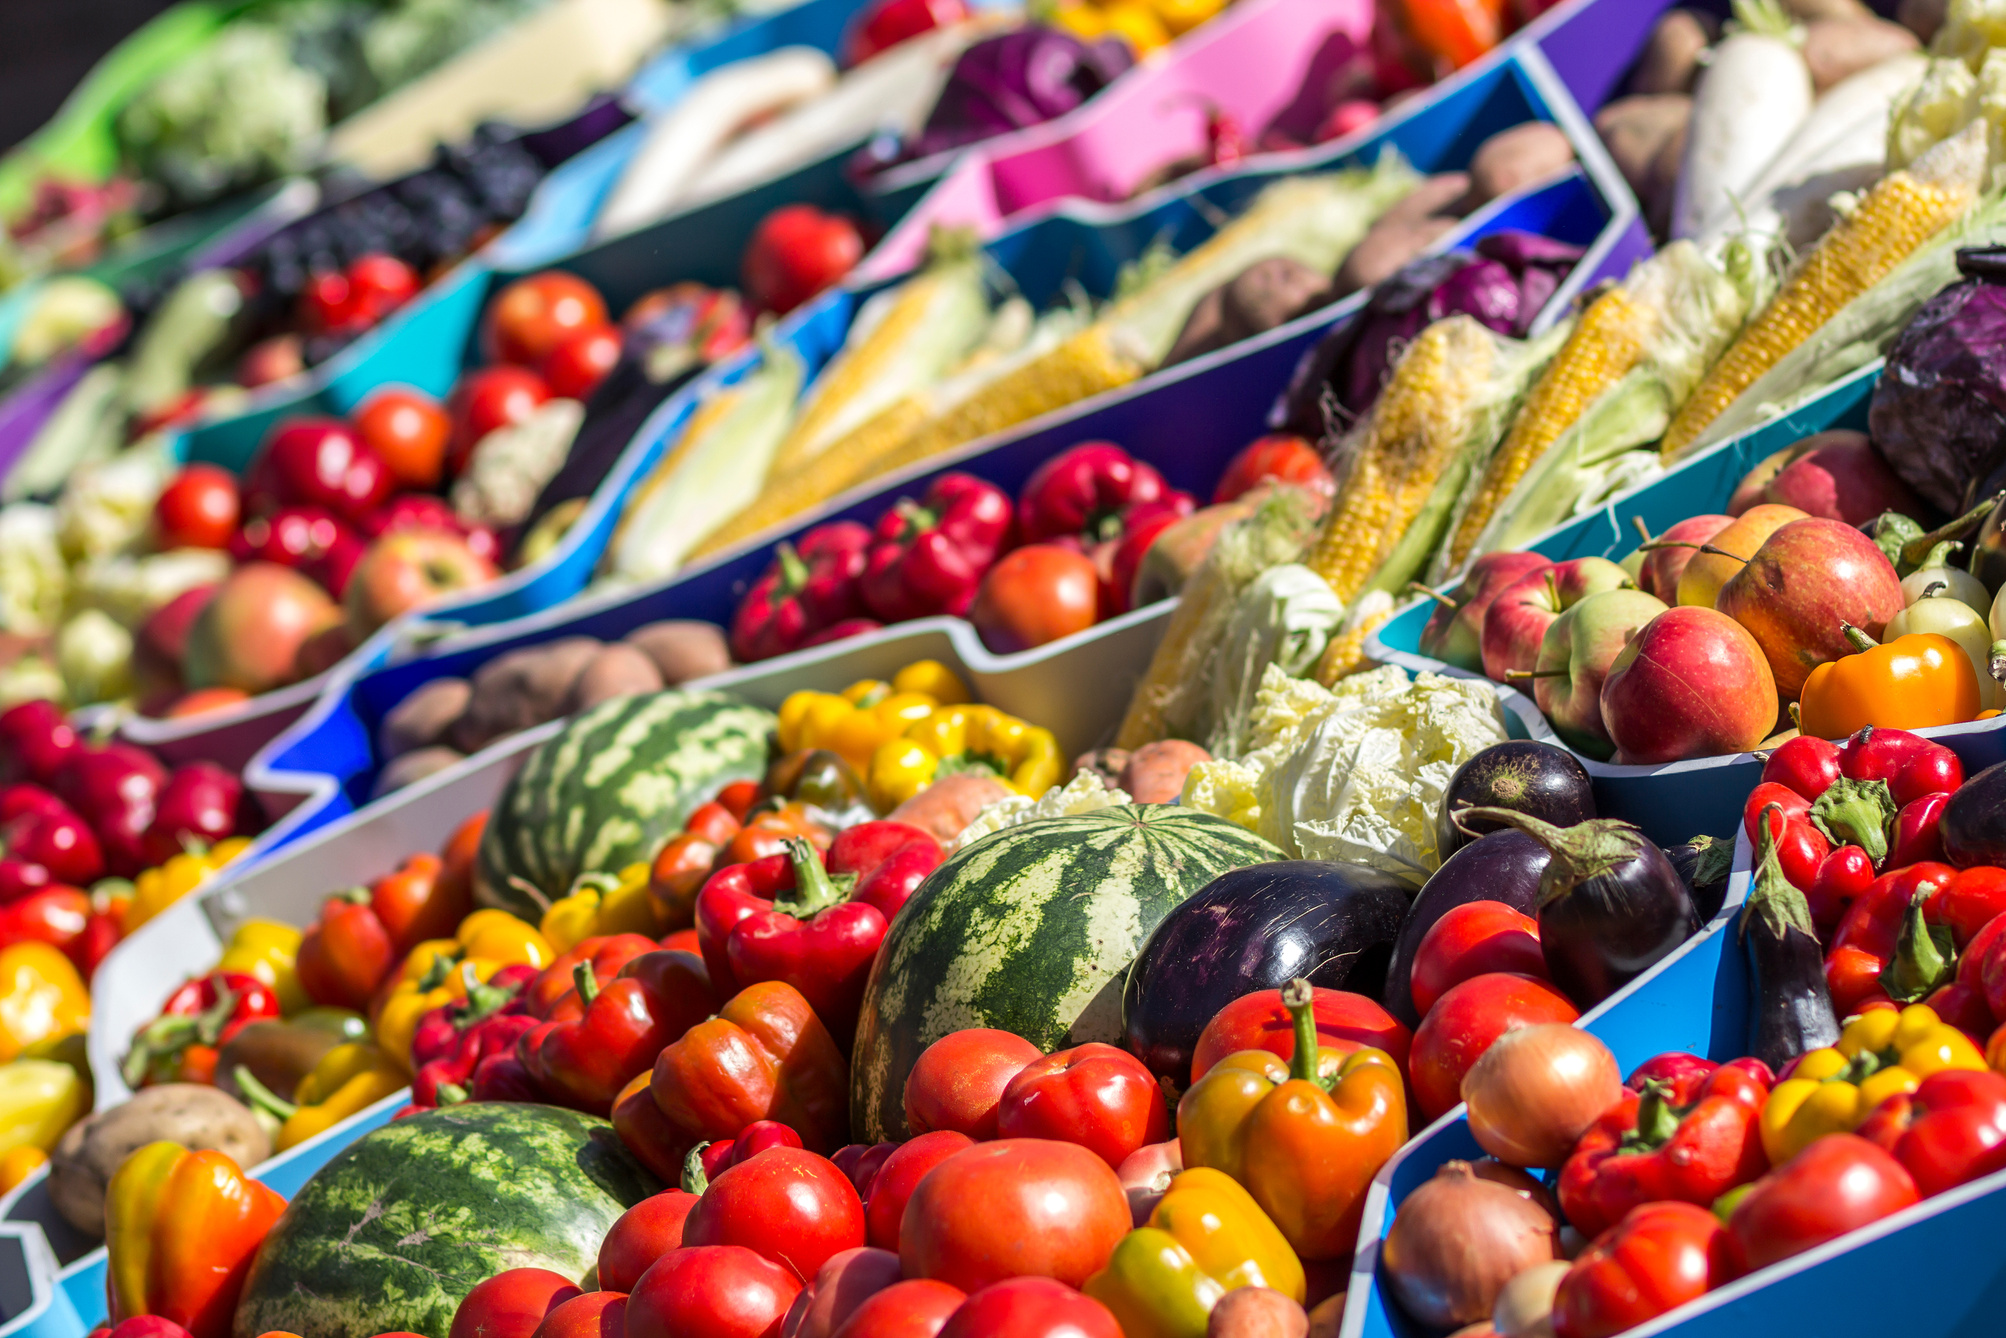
333,886,373,905
682,1144,710,1196
573,961,599,1007
775,543,810,595
1282,977,1326,1089
435,1082,470,1106
773,839,846,918
1617,1079,1680,1154
1880,886,1956,1004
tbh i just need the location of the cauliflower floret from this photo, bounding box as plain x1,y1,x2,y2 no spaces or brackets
0,504,69,635
56,444,176,563
1938,0,2006,69
954,771,1133,851
58,609,135,706
74,548,232,629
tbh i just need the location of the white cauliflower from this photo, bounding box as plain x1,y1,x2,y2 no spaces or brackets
73,548,232,629
1888,57,1977,171
953,771,1133,851
55,444,176,563
1181,664,1509,885
0,504,69,635
57,609,135,706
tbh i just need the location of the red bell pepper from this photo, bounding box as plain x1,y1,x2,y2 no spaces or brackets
1826,862,1957,1013
1858,1066,2006,1196
996,1042,1169,1170
410,962,540,1069
1725,1133,1918,1274
1840,727,1962,801
1551,1202,1733,1338
526,948,719,1114
649,980,850,1157
861,473,1014,623
414,1012,539,1109
1759,735,1841,804
1210,434,1335,505
729,522,876,663
1,796,101,885
1807,844,1876,931
123,971,281,1089
296,889,396,1011
1018,443,1180,546
523,933,659,1019
1557,1059,1770,1238
694,823,940,1040
1890,792,1950,868
0,885,89,956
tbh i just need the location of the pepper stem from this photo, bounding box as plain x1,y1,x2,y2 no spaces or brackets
775,543,810,595
1899,491,2003,570
1879,886,1956,1004
1617,1079,1681,1154
1282,978,1327,1090
1808,777,1894,866
682,1144,711,1195
1840,622,1879,653
573,961,599,1007
435,1082,470,1107
771,839,848,918
231,1067,300,1122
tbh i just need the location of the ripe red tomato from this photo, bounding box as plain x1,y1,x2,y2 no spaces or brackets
1725,1133,1918,1274
486,272,609,366
1551,1201,1731,1338
864,1130,973,1253
354,387,452,491
1408,971,1580,1120
1190,986,1411,1084
448,1267,581,1338
898,1138,1128,1292
448,366,550,476
996,1043,1169,1169
969,546,1100,654
742,205,863,315
788,1246,904,1338
599,1191,701,1293
626,1245,800,1338
826,1280,965,1338
542,324,623,400
1410,900,1546,1018
681,1147,865,1281
904,1028,1042,1139
936,1277,1123,1338
1211,434,1334,504
154,464,240,550
527,1291,624,1338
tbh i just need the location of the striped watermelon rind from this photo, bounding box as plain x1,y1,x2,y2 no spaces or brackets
232,1102,659,1338
849,803,1281,1141
475,688,777,919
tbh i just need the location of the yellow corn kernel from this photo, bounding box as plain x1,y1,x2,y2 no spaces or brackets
1447,285,1653,568
902,325,1144,466
1315,604,1398,684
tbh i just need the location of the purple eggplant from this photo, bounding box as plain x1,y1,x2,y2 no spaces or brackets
1435,740,1595,859
1383,828,1549,1027
1664,834,1733,923
1741,818,1840,1070
1122,860,1407,1092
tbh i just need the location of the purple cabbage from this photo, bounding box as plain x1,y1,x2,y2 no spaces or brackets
1868,247,2006,514
855,27,1132,172
1277,230,1584,440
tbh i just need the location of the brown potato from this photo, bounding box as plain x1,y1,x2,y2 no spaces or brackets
1306,1293,1347,1338
50,1084,271,1237
372,745,465,798
1468,123,1576,207
567,643,667,713
1332,216,1459,298
378,677,471,760
1209,1288,1309,1338
1382,172,1475,227
889,773,1013,843
1802,17,1919,91
1165,286,1228,366
450,636,602,752
1593,95,1691,201
1225,256,1330,337
1643,117,1688,238
624,620,732,684
1630,9,1716,95
1899,0,1947,41
1118,739,1212,803
1070,747,1131,787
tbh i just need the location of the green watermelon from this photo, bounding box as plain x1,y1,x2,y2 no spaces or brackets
233,1103,659,1338
475,688,776,919
850,803,1281,1140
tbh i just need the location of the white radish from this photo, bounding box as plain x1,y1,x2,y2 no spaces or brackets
1673,0,1815,240
595,48,837,240
1700,51,1926,246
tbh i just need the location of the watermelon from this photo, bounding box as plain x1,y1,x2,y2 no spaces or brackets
232,1103,659,1338
849,803,1281,1140
475,688,776,919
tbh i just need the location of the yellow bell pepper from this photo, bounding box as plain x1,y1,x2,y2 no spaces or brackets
0,1057,87,1161
1102,0,1172,48
776,662,973,773
869,704,1063,811
0,943,88,1062
1085,1167,1305,1337
217,920,306,1015
1151,0,1228,35
540,863,657,952
274,1043,405,1151
1761,1004,1988,1163
123,838,251,934
0,1146,46,1194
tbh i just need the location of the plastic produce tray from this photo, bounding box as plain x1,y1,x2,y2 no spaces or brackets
1364,362,1945,847
1343,722,2006,1338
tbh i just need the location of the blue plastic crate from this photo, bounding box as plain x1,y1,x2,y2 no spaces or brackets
1343,719,2006,1338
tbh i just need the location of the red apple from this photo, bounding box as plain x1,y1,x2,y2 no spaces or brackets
1677,504,1804,609
183,564,343,695
1637,514,1731,604
1600,607,1777,763
1531,588,1668,758
134,584,218,700
1420,551,1551,671
345,529,499,639
1713,517,1906,699
1479,557,1631,683
1727,444,1794,516
1736,430,1922,526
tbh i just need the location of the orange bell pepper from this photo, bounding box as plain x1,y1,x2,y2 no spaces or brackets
106,1142,286,1338
649,980,848,1156
1395,0,1504,71
1176,978,1407,1261
1798,627,1980,739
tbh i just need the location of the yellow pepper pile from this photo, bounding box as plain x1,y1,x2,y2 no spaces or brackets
540,862,658,953
275,1043,405,1151
778,661,1062,813
123,837,252,934
1046,0,1229,52
1762,1003,1988,1162
374,910,553,1070
217,919,308,1015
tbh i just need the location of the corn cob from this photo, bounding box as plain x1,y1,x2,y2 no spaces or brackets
1314,596,1397,685
1661,120,1987,458
1445,283,1656,569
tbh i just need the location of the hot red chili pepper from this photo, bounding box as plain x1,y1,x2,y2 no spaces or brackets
123,971,281,1088
730,521,876,662
1857,1066,2006,1196
526,948,719,1114
1,797,101,886
693,822,940,1040
1759,735,1841,802
1807,844,1876,932
1890,792,1950,868
861,474,1014,623
296,889,396,1011
410,962,540,1072
414,1012,539,1109
1558,1058,1771,1238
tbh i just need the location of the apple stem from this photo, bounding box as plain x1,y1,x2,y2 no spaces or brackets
1788,701,1802,730
1503,668,1568,680
1635,538,1702,552
1697,543,1750,565
1408,582,1458,610
1841,622,1879,653
1632,515,1654,545
1989,640,2006,685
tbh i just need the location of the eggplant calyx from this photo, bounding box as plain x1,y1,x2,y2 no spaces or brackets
1453,806,1650,906
1682,835,1732,896
1740,806,1818,944
1879,888,1957,1005
1617,1079,1685,1155
1897,489,2002,573
1809,777,1895,866
1280,977,1331,1091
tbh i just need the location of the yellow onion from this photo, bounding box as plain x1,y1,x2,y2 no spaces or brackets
1382,1160,1561,1331
1461,1023,1622,1168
